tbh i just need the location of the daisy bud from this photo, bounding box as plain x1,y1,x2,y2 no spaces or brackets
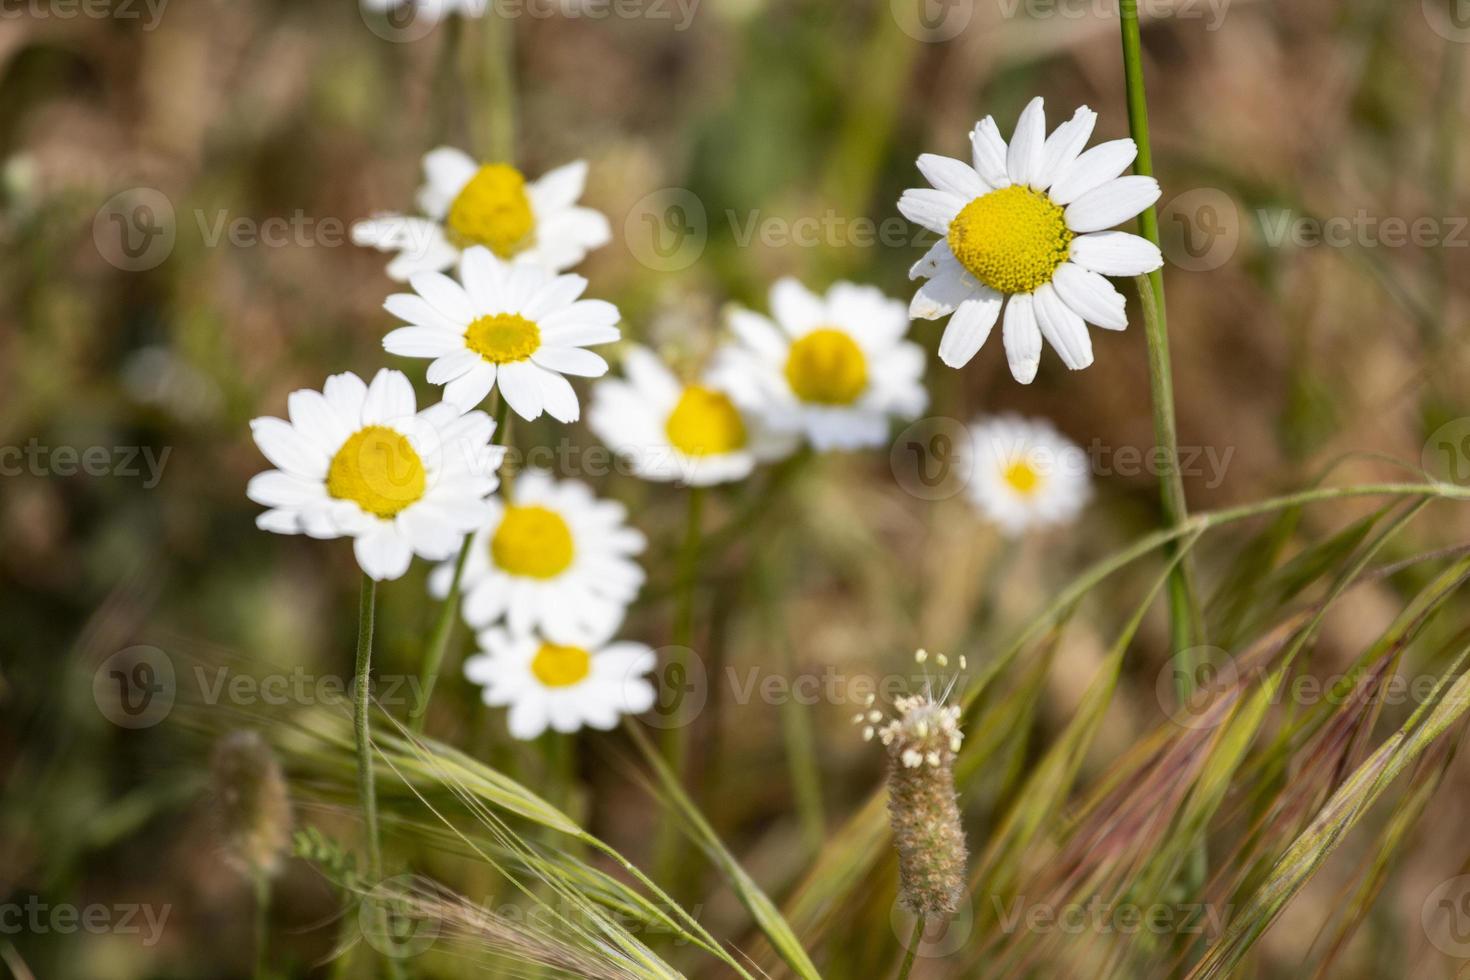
881,695,968,917
210,730,293,880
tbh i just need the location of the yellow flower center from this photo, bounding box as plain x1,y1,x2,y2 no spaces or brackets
530,642,591,688
1003,459,1043,497
465,313,541,364
784,328,868,406
490,504,575,579
445,163,536,258
665,386,748,456
947,185,1073,295
326,425,427,518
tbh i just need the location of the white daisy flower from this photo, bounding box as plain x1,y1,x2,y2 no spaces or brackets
965,414,1092,535
899,97,1164,383
587,345,797,486
464,626,657,740
246,369,504,581
710,279,928,452
382,245,620,422
352,147,611,281
429,468,646,644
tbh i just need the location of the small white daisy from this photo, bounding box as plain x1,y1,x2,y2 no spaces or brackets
965,414,1092,535
587,345,797,486
352,147,611,280
382,245,620,422
710,279,928,452
247,369,504,581
899,97,1164,383
464,626,656,740
429,468,646,644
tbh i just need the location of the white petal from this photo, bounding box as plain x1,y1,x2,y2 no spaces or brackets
458,246,508,309
769,278,825,334
507,698,550,740
1002,294,1042,384
1049,139,1138,206
937,289,1002,368
442,364,497,410
1006,97,1046,187
1069,232,1163,277
363,369,416,424
536,369,581,423
1065,176,1161,234
910,266,980,321
420,146,478,214
528,160,588,211
427,350,483,384
915,154,987,200
1032,283,1094,371
1035,106,1096,190
497,361,545,420
250,418,327,477
727,309,788,359
897,189,964,236
323,372,369,424
1052,263,1128,330
969,117,1011,189
383,326,464,358
531,346,607,377
408,270,476,323
354,525,414,581
384,293,463,333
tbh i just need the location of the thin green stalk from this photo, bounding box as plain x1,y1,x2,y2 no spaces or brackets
253,872,270,980
354,574,385,884
410,397,512,734
468,10,517,162
655,486,705,890
895,915,924,980
1119,4,1207,893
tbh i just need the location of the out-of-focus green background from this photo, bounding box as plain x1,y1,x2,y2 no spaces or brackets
6,0,1470,976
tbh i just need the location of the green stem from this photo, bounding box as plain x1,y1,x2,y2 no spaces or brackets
469,10,517,162
253,872,270,980
1119,4,1206,717
354,574,384,884
655,486,705,892
895,914,925,980
410,396,512,735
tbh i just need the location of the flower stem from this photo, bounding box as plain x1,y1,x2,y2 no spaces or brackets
409,396,512,735
1118,6,1205,704
896,914,925,980
253,871,270,980
353,574,384,884
469,8,517,162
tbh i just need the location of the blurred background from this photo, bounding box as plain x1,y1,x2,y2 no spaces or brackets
6,0,1470,976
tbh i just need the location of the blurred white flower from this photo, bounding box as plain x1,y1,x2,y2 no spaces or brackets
382,246,619,422
464,626,656,740
964,414,1092,536
353,147,610,280
588,345,796,486
711,279,928,452
247,369,504,581
900,97,1163,382
429,468,645,645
